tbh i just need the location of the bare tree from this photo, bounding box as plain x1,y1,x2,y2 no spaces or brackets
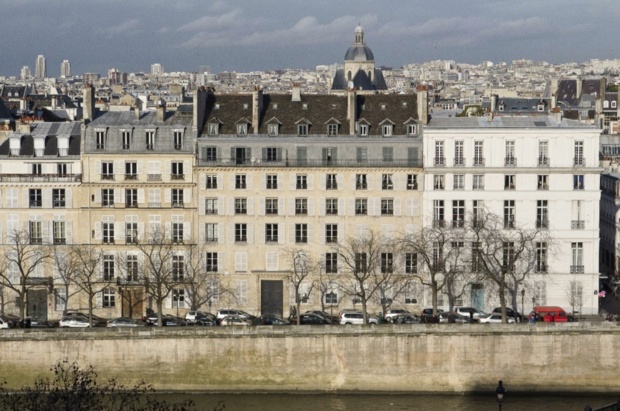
316,269,341,319
0,229,52,321
69,245,113,325
52,250,81,313
566,280,584,318
183,243,234,312
331,229,395,324
283,247,320,325
471,211,550,323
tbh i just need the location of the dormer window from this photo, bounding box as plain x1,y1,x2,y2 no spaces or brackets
604,101,609,109
145,130,155,150
407,124,417,136
236,123,248,136
613,101,617,109
95,130,106,150
243,103,249,109
121,130,132,150
298,124,308,136
273,103,278,110
537,103,545,112
208,123,219,136
382,124,393,137
358,124,368,136
268,124,279,137
302,103,308,110
327,124,338,136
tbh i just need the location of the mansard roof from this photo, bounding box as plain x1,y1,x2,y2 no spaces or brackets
0,121,81,157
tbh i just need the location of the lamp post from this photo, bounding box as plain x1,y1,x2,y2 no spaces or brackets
496,380,505,410
521,289,525,318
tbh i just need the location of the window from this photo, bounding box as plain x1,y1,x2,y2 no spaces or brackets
322,147,336,165
325,224,338,243
205,198,218,214
29,189,42,208
206,252,218,272
405,253,417,274
122,131,131,150
381,253,394,273
172,289,185,308
268,123,279,136
102,254,115,280
538,175,549,190
433,200,445,228
235,223,247,242
125,189,137,208
102,162,114,180
96,131,106,150
504,200,515,229
325,253,338,274
505,140,516,166
102,189,114,207
327,123,338,136
355,253,367,272
536,242,548,273
356,174,367,190
382,174,393,190
574,141,584,166
383,147,394,162
407,174,418,190
53,221,66,244
173,131,183,150
296,175,307,190
434,141,445,166
236,174,247,189
434,175,445,190
573,175,584,190
204,147,217,161
504,175,516,190
471,242,482,272
326,174,337,190
265,147,279,162
53,189,66,208
502,242,515,272
297,124,308,136
127,255,138,281
453,175,464,190
326,198,338,215
358,123,368,136
474,141,484,166
325,291,338,305
102,288,115,308
208,123,219,136
103,222,114,244
236,123,248,136
172,222,184,243
171,162,184,180
266,174,278,189
355,198,367,215
206,174,217,189
536,200,548,228
571,242,584,273
538,141,549,166
145,131,155,150
381,199,394,215
125,161,137,180
29,221,42,244
266,198,278,215
265,224,278,243
572,200,585,230
235,198,247,214
295,224,308,244
57,164,67,176
473,175,484,190
126,222,138,243
382,124,393,137
473,200,484,228
32,163,41,175
454,140,464,166
356,147,368,163
452,200,465,228
172,255,184,281
205,223,218,242
170,188,184,208
295,198,308,215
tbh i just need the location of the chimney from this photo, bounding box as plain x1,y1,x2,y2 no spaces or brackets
490,94,496,113
617,87,620,118
252,85,263,134
416,90,429,125
347,86,357,135
291,82,301,102
51,95,57,110
83,84,95,122
134,106,140,120
576,79,582,99
193,86,208,136
156,101,166,122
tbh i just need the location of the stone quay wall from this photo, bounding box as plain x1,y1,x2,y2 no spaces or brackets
0,323,618,393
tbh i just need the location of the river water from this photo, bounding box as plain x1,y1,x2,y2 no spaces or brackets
160,393,617,410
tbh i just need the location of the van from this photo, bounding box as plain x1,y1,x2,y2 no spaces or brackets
533,306,575,322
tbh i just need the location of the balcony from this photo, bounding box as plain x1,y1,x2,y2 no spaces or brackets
570,265,584,274
538,157,550,167
53,238,66,245
265,237,278,243
433,219,446,228
536,219,549,229
573,157,585,167
30,237,43,245
571,220,585,230
171,174,185,181
172,202,185,208
205,209,218,215
102,238,115,244
473,157,485,166
266,209,278,215
125,202,138,208
197,158,423,168
235,208,247,215
453,157,465,166
101,174,115,181
505,157,517,166
295,209,308,215
102,201,114,207
326,209,338,215
434,157,446,167
125,174,137,180
0,174,81,182
147,174,161,181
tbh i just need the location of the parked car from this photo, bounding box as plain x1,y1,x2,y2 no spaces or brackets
0,314,19,328
438,312,472,324
259,314,290,325
391,314,421,324
144,314,187,326
479,314,516,324
0,318,9,329
533,306,575,322
420,308,443,323
63,311,108,327
304,310,339,324
106,317,146,328
454,307,488,322
384,309,411,323
216,309,258,325
237,310,260,325
185,311,216,326
491,307,523,323
220,315,253,326
289,313,331,325
59,316,92,328
339,311,378,324
27,317,56,328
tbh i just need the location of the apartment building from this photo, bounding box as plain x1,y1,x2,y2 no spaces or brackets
423,115,601,315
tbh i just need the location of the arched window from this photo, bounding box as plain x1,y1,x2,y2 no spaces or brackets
612,101,617,109
347,71,352,81
604,101,609,109
368,70,372,81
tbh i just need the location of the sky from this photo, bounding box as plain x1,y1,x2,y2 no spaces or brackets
1,0,619,77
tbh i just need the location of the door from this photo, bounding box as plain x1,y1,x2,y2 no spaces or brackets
235,147,246,165
27,289,48,320
121,289,144,319
261,280,283,316
470,284,484,311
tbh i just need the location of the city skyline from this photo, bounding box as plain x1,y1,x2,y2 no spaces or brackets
1,0,619,77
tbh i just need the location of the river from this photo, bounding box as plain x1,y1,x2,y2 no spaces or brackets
159,393,617,410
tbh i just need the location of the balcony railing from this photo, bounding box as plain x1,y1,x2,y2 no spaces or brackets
101,174,115,180
172,202,185,208
266,209,278,215
473,157,485,166
53,238,66,245
538,157,550,166
0,174,81,182
536,219,549,229
148,202,161,208
505,157,517,166
453,157,465,166
197,158,423,168
125,174,137,180
53,200,66,208
171,174,185,180
573,157,585,167
570,265,584,274
571,220,585,229
434,157,446,166
147,174,161,181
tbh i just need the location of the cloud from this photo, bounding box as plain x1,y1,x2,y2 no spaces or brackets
97,19,140,38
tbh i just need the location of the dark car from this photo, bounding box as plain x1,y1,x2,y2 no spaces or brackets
289,313,330,325
106,317,147,328
27,317,56,328
492,307,523,323
186,311,216,326
420,308,443,323
259,314,290,325
0,314,20,328
304,310,339,324
143,314,187,326
392,314,421,324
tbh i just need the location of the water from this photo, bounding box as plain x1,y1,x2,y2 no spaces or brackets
160,393,617,411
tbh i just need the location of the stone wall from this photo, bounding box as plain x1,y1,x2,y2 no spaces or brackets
0,323,618,393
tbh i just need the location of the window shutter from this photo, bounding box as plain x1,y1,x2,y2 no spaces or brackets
199,197,205,215
278,198,285,216
320,224,326,245
247,224,254,244
307,174,314,190
318,197,326,216
217,174,223,189
138,189,145,205
290,176,297,190
43,189,52,209
367,176,374,190
348,198,355,216
219,223,225,244
115,222,124,242
96,292,103,309
97,161,102,175
184,188,192,204
307,224,314,244
258,197,265,216
137,161,143,175
246,175,252,190
115,160,123,178
261,174,266,189
262,148,267,160
228,224,234,244
258,225,265,244
247,198,254,215
276,148,282,161
66,189,72,208
94,189,101,204
228,198,234,216
308,198,314,216
336,174,344,190
278,223,285,245
229,174,236,189
22,189,28,208
338,198,345,216
183,222,191,242
288,198,295,215
138,222,145,241
200,173,206,189
164,189,171,204
165,293,172,309
217,197,224,215
394,198,401,216
42,220,50,244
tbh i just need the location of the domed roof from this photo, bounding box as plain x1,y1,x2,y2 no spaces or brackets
344,45,374,61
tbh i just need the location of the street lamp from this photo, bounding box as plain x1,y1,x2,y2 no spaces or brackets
521,289,525,317
496,380,506,410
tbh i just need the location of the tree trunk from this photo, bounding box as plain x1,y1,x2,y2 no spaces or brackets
296,301,301,326
157,299,163,327
499,283,507,323
361,299,368,324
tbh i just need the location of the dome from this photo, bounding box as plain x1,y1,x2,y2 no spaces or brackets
344,45,375,61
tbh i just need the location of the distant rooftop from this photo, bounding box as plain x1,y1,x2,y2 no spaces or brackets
427,115,597,129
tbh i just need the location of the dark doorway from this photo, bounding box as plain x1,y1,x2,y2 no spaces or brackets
27,289,48,320
235,147,246,165
261,280,283,316
121,289,145,319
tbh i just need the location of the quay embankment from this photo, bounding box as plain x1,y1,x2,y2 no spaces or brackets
0,323,617,393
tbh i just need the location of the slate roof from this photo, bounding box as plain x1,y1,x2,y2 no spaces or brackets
200,92,417,137
0,121,81,157
331,68,387,91
494,98,549,114
89,109,192,127
0,98,12,120
428,115,595,129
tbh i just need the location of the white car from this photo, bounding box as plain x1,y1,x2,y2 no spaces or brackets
454,307,488,322
384,309,410,323
478,314,516,324
339,311,379,325
59,316,91,328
